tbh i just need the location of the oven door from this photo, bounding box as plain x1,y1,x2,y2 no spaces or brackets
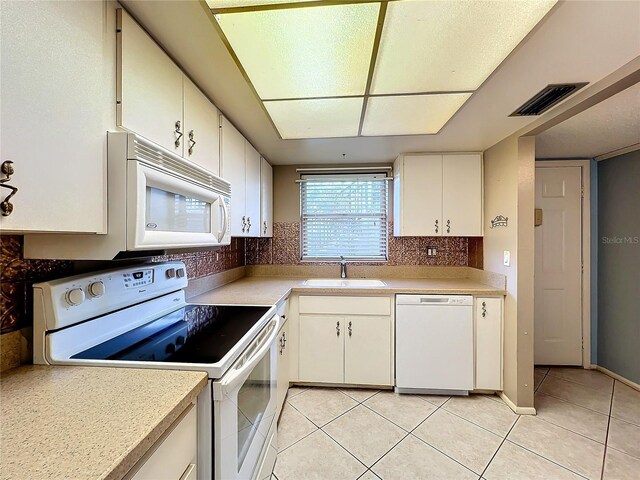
213,315,280,480
127,160,230,250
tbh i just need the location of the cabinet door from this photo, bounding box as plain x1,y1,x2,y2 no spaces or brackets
183,78,220,175
276,321,290,414
244,141,261,237
442,154,483,236
220,116,246,236
260,158,273,237
131,404,197,480
344,316,392,386
475,297,502,390
299,315,344,384
0,0,114,233
400,155,442,236
118,9,184,155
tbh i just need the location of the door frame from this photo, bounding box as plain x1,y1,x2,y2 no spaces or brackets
534,159,591,368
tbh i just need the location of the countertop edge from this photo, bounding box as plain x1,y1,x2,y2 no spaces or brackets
289,285,507,296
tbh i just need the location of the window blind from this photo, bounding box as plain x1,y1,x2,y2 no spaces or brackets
300,173,389,261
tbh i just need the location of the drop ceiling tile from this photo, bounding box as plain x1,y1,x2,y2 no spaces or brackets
371,0,557,94
361,93,472,136
215,3,379,99
264,97,364,139
206,0,314,10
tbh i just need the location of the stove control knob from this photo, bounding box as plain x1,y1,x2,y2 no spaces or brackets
88,281,105,298
176,268,186,278
166,268,176,279
65,288,85,306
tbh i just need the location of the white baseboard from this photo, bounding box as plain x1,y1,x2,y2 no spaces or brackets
499,391,536,415
592,365,640,392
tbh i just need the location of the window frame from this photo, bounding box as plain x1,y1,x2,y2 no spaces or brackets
299,171,390,262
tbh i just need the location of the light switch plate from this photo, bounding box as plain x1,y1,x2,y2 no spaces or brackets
503,250,511,267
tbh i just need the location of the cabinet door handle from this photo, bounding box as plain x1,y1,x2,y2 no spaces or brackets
241,216,247,233
263,221,267,235
247,216,251,231
434,219,439,234
0,160,17,216
336,321,340,337
188,130,196,155
481,301,487,318
348,321,352,337
446,219,451,234
174,120,183,148
282,332,286,349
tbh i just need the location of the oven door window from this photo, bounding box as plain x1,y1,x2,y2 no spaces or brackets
237,352,272,471
145,186,211,233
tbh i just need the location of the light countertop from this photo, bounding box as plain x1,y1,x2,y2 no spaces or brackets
0,365,207,480
189,276,506,306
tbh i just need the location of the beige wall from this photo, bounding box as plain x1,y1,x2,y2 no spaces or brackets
273,165,300,223
483,135,535,409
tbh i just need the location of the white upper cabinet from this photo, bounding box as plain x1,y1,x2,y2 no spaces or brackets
183,78,220,175
0,0,115,233
244,142,261,237
394,155,443,236
394,153,483,237
220,115,246,236
260,158,273,237
117,9,183,155
118,9,221,175
219,115,265,238
442,154,483,236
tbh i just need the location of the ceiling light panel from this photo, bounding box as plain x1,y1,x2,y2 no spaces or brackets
216,3,379,99
371,0,557,94
362,93,472,136
264,97,364,139
206,0,316,11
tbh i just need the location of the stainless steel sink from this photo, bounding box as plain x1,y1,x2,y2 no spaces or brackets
303,278,386,287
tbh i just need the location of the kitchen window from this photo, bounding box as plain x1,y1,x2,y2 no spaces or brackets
300,173,389,261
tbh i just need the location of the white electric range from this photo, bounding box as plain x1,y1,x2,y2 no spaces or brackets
33,261,281,480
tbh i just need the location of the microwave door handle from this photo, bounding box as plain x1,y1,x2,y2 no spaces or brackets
220,316,280,396
218,197,228,243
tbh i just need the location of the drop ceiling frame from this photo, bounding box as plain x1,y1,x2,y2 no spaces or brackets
203,0,558,139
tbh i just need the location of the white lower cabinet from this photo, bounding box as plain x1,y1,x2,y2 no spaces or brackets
127,403,197,480
475,297,503,391
344,316,392,386
297,296,393,387
299,315,344,384
276,318,290,414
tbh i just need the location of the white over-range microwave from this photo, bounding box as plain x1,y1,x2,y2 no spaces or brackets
25,132,231,260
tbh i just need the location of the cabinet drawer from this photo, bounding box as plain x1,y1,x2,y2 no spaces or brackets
127,404,197,480
299,296,391,315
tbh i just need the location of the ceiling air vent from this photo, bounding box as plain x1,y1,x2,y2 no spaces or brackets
510,83,588,116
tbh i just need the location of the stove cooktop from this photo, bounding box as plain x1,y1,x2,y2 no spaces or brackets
72,304,271,364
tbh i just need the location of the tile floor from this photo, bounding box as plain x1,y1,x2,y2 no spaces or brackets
273,368,640,480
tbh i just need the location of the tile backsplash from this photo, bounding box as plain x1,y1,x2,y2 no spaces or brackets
0,235,245,336
246,222,483,269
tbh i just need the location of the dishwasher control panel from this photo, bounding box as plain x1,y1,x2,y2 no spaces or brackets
396,295,473,306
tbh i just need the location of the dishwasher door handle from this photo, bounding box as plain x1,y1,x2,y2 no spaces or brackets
419,297,450,303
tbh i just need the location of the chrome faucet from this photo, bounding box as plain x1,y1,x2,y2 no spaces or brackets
340,256,347,279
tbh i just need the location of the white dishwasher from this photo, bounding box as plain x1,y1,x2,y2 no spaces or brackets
396,295,474,395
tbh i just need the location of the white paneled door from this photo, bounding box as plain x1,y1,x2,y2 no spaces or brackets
534,166,583,365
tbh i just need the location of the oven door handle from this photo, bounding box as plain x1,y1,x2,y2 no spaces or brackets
221,315,280,396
